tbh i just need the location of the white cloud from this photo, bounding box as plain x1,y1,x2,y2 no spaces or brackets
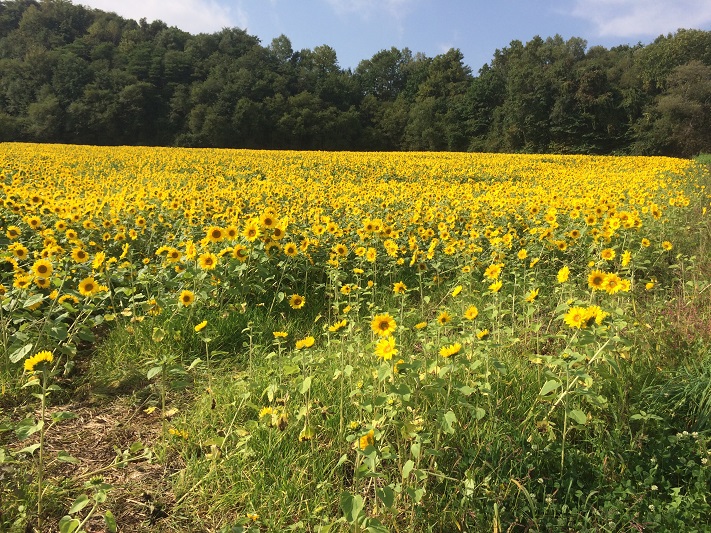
571,0,711,37
77,0,247,34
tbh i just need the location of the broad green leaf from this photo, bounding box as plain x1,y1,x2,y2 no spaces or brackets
57,451,80,464
340,492,364,523
52,411,77,423
376,485,395,508
59,516,80,533
69,493,90,514
402,459,414,479
568,409,587,425
539,379,562,397
9,343,34,363
104,510,117,533
299,376,312,394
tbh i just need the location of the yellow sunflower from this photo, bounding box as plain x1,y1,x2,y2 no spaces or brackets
371,313,396,337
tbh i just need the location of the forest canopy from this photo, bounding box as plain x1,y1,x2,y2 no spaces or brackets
1,0,710,156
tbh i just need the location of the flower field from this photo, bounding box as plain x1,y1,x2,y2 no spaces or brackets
2,143,711,531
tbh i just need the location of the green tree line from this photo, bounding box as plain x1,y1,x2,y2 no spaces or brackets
1,0,710,156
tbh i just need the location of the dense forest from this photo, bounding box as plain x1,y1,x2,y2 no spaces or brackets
1,0,710,156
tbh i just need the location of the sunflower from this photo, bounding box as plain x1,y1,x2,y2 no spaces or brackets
289,294,306,309
371,313,396,337
328,319,347,333
179,290,195,307
600,248,616,261
166,248,182,263
557,266,570,283
232,244,249,262
359,429,375,450
283,242,298,257
206,226,224,243
464,305,478,320
31,259,53,278
225,225,239,240
243,219,261,242
525,288,539,303
14,274,32,290
437,311,451,326
563,307,588,329
374,336,397,361
488,280,503,293
587,270,606,291
602,273,623,295
24,350,53,373
6,225,21,239
198,252,218,270
451,285,463,297
332,243,348,257
271,225,286,240
260,211,277,229
35,277,51,289
439,342,462,358
78,277,99,297
295,336,315,349
484,263,503,280
365,247,377,262
393,281,407,294
194,320,208,332
517,249,528,260
662,241,673,251
10,243,29,260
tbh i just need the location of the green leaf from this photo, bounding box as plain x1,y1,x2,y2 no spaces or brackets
23,293,44,309
441,410,457,434
568,409,587,425
15,418,43,440
52,411,77,423
147,366,162,380
539,379,562,397
283,364,300,376
152,327,165,343
458,385,476,396
59,516,80,533
9,343,33,363
69,493,90,514
376,485,395,508
104,510,117,533
402,459,414,479
299,376,312,394
18,443,41,455
340,492,364,524
57,451,80,464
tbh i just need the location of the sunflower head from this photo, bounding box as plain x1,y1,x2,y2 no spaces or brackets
371,313,396,337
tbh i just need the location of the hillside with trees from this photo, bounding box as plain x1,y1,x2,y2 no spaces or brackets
1,0,710,156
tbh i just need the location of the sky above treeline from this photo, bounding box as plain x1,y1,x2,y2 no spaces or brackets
76,0,711,72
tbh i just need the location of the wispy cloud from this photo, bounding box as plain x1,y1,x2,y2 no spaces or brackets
570,0,711,37
77,0,247,34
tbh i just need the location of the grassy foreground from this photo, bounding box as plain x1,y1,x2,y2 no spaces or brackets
1,145,711,532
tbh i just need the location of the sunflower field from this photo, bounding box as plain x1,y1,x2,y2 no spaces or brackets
2,143,711,532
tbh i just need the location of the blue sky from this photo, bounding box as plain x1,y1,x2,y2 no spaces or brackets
78,0,711,72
